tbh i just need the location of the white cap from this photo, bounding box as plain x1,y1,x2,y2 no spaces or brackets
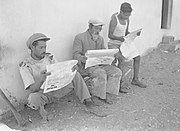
88,18,104,26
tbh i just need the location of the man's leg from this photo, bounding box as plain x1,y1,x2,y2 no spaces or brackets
88,67,115,104
131,55,147,88
72,72,93,107
117,56,128,93
103,65,122,95
28,92,53,121
89,68,107,99
108,43,127,93
115,49,128,94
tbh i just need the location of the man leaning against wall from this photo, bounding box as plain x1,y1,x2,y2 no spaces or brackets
19,33,94,122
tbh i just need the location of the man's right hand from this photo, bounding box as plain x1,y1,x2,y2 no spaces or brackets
39,70,51,83
80,56,87,63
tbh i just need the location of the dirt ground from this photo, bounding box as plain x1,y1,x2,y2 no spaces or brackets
1,47,180,131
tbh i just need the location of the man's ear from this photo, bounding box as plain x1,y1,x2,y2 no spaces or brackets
30,45,35,51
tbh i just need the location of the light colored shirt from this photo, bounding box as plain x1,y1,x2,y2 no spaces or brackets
73,30,105,76
19,54,57,90
109,13,128,45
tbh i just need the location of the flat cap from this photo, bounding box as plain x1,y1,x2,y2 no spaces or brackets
88,18,104,26
26,33,50,49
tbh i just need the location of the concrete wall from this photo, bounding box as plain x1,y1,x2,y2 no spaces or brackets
0,0,179,114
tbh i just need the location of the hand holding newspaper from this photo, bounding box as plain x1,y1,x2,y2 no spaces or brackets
120,28,142,60
43,60,78,93
85,49,119,68
124,28,142,42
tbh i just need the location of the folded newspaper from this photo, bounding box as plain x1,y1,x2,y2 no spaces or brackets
43,60,78,93
85,49,119,68
120,28,142,60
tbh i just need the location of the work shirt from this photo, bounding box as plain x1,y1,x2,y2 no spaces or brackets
73,30,106,76
19,54,57,90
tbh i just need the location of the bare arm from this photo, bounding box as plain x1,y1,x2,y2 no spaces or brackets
27,70,51,93
27,80,44,93
125,19,130,36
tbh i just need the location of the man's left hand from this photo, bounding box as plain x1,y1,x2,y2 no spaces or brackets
72,65,78,72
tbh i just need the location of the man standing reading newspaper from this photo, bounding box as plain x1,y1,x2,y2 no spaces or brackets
73,19,122,105
19,33,93,122
108,2,147,89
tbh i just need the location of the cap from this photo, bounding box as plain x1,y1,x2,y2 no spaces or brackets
26,33,50,49
120,2,133,13
88,18,104,26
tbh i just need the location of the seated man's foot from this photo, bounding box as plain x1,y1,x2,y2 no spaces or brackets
104,96,113,105
131,79,147,88
119,89,128,94
39,106,54,121
91,96,103,106
84,98,94,108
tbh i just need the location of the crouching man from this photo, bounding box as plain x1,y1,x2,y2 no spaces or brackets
19,33,93,121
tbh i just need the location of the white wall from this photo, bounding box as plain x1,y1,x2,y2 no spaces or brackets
0,0,179,114
169,0,180,39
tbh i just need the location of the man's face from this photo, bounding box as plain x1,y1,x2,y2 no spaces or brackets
92,25,103,35
32,40,47,60
120,11,131,20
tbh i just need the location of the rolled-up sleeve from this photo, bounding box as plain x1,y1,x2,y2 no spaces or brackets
19,65,35,90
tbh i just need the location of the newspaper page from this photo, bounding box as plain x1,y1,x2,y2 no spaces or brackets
85,49,119,68
124,28,142,43
120,28,142,60
43,60,78,93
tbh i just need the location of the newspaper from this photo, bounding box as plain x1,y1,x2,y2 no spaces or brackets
85,49,119,68
120,28,142,60
124,28,142,42
43,60,78,93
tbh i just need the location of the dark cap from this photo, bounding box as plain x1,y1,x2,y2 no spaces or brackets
120,2,132,13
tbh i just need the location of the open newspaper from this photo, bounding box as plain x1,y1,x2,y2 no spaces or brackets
43,60,78,93
85,49,119,68
120,28,142,60
124,28,142,42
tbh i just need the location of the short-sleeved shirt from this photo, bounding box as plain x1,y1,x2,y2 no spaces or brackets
73,30,105,76
19,54,57,90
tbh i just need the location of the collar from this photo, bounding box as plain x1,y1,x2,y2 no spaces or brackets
28,55,45,63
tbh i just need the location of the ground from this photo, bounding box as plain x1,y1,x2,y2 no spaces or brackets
1,47,180,131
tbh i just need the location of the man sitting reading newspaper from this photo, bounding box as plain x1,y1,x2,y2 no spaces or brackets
19,33,93,122
73,19,122,105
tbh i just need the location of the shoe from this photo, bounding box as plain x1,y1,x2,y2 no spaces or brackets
104,97,113,105
119,89,128,94
131,80,147,88
39,106,53,122
84,100,94,108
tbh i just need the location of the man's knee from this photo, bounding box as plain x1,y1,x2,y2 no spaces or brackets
74,72,83,81
93,68,106,78
113,67,122,77
134,55,140,62
28,92,48,110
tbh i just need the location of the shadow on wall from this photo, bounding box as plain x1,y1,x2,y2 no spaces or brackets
0,41,26,116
